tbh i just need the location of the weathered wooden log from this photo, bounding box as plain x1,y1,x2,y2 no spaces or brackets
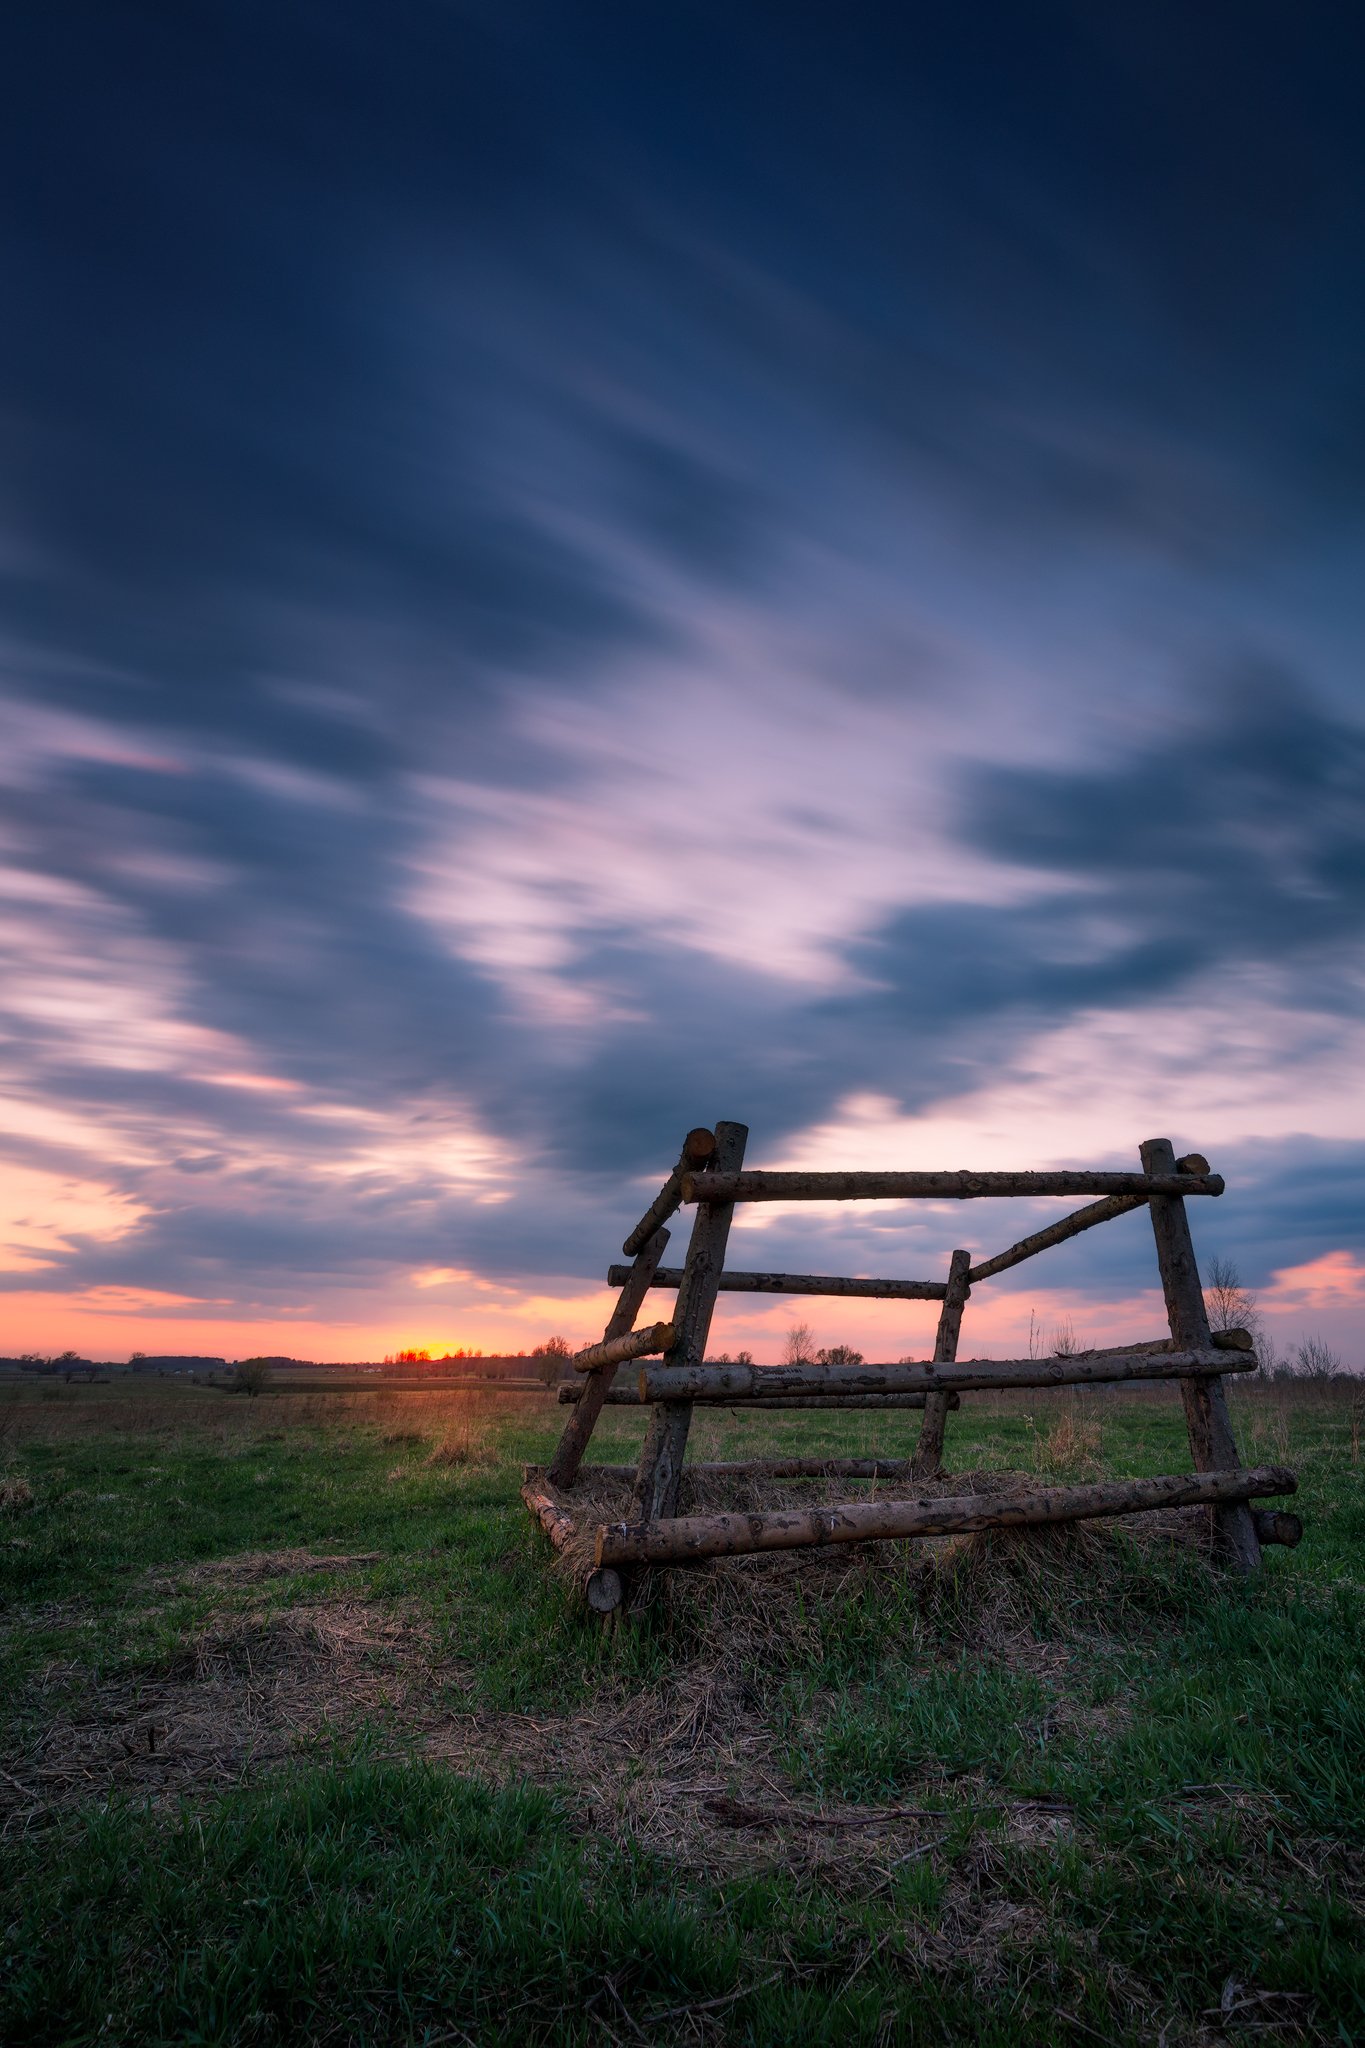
968,1194,1147,1282
606,1264,949,1300
633,1122,748,1521
1142,1137,1260,1572
638,1346,1255,1402
558,1383,958,1410
621,1128,716,1256
573,1320,676,1373
522,1475,623,1613
578,1458,941,1480
913,1248,971,1477
681,1168,1225,1204
548,1224,671,1488
521,1476,578,1554
1251,1509,1302,1547
594,1465,1297,1567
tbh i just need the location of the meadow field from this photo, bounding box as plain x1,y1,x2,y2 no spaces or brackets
0,1374,1361,2046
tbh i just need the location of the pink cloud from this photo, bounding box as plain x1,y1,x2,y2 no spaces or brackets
1264,1250,1365,1311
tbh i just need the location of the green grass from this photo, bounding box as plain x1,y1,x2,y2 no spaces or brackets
0,1376,1361,2044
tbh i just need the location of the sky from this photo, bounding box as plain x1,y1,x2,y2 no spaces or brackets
3,2,1364,1366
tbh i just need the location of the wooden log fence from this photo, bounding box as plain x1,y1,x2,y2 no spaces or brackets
527,1123,1297,1605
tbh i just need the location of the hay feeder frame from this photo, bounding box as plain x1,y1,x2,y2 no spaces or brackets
524,1122,1299,1615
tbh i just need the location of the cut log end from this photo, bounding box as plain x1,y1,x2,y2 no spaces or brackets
683,1127,717,1167
1210,1326,1254,1352
1251,1508,1302,1548
585,1566,624,1613
1175,1152,1211,1176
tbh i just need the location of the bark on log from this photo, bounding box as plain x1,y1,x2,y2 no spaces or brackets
522,1475,623,1612
637,1347,1254,1402
913,1249,972,1477
521,1476,579,1555
681,1169,1225,1204
1142,1137,1260,1572
572,1320,676,1373
548,1224,671,1488
606,1264,949,1300
1251,1509,1302,1547
633,1121,748,1521
576,1458,944,1480
559,1383,957,1409
621,1129,716,1256
968,1194,1147,1282
594,1465,1297,1567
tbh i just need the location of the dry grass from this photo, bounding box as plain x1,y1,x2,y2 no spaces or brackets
1,1596,431,1824
0,1474,34,1514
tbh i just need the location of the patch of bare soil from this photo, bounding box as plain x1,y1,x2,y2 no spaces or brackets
1,1596,428,1826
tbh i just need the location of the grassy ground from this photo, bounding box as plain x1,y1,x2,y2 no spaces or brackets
0,1375,1360,2046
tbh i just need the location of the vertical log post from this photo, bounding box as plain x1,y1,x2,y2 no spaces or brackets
1140,1136,1260,1572
632,1120,749,1523
911,1248,972,1476
547,1224,671,1490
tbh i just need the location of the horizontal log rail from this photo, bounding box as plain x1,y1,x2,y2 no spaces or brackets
968,1194,1146,1282
558,1382,958,1410
573,1321,675,1373
638,1346,1254,1403
681,1169,1225,1204
606,1264,948,1300
622,1127,716,1256
594,1465,1296,1567
574,1457,940,1481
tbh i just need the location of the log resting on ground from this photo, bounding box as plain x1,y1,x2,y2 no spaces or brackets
521,1475,622,1613
594,1465,1297,1567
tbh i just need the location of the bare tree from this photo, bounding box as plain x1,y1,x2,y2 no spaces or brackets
1204,1256,1274,1372
1052,1316,1078,1359
782,1322,816,1366
1292,1335,1344,1380
817,1344,865,1366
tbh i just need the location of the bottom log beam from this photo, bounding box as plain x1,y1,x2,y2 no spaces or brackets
521,1475,623,1613
594,1465,1296,1568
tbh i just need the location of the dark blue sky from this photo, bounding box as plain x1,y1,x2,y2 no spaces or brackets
3,2,1364,1360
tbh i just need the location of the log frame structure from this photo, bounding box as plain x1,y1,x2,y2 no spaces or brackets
525,1123,1298,1613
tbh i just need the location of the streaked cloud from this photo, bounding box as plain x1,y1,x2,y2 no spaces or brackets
1,4,1362,1361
